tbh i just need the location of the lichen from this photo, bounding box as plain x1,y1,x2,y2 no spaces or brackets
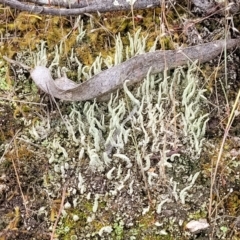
13,26,209,239
2,7,239,239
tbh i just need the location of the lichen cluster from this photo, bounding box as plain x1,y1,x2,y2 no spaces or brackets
1,2,240,238
10,22,210,238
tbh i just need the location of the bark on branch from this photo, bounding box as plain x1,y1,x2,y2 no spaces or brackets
0,0,161,16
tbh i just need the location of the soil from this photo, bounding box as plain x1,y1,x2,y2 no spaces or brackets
0,2,240,240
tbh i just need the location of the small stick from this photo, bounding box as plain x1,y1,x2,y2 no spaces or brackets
12,130,29,217
50,183,67,240
3,56,32,70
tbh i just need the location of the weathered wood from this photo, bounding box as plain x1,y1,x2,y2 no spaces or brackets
0,0,161,15
28,39,240,101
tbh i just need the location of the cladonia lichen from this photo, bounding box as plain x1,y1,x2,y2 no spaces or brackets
17,22,209,236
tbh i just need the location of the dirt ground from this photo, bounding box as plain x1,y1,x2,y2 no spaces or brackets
1,2,240,240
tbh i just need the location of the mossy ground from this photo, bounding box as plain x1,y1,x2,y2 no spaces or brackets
0,3,240,240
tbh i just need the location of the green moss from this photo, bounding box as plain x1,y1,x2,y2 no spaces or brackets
0,66,11,90
188,204,208,220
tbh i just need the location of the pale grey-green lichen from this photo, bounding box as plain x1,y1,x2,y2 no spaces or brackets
20,21,209,237
179,171,200,204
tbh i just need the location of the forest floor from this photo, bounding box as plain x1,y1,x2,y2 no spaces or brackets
0,2,240,240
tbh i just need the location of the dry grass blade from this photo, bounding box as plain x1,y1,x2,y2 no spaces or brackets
50,184,67,240
209,88,240,217
11,130,29,217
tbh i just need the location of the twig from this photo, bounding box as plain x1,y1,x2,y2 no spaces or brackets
3,56,32,70
208,88,240,218
0,0,161,16
0,96,47,105
50,183,67,240
12,130,29,217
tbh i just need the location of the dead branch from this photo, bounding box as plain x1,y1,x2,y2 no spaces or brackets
0,0,161,16
4,38,240,102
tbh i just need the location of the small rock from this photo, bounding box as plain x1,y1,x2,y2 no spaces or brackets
186,219,209,233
